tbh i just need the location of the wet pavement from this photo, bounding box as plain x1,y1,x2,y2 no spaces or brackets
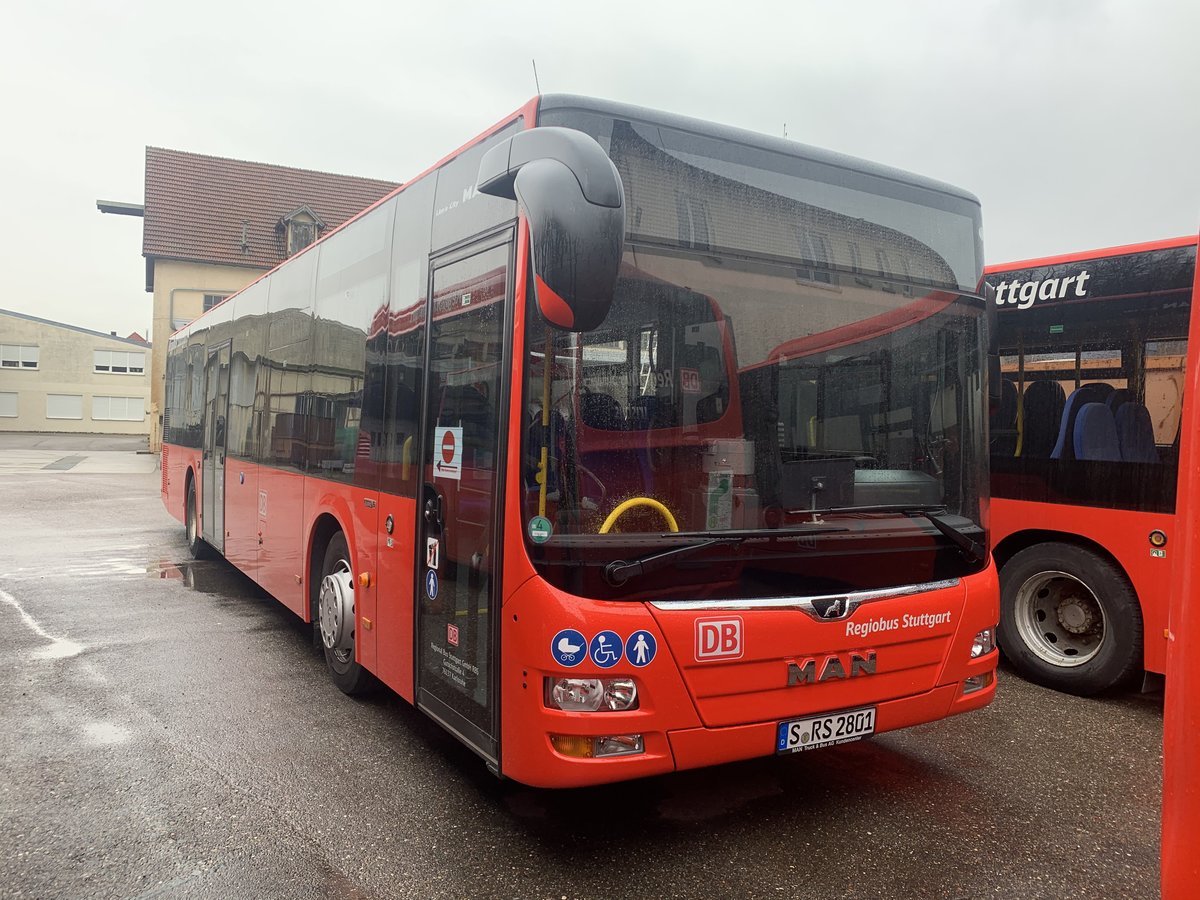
0,463,1163,899
0,432,155,474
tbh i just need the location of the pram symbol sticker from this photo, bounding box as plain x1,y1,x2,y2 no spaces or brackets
551,629,587,667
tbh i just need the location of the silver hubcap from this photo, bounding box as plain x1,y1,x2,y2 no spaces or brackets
1014,570,1106,667
319,558,355,663
187,492,197,545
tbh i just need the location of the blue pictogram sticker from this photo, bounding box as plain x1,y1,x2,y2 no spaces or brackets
589,630,623,668
425,569,439,601
624,630,657,667
551,629,587,667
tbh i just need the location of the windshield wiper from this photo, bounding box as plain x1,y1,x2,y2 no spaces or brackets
813,503,986,563
601,523,852,586
604,537,742,586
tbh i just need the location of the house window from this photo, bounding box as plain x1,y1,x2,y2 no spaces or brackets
847,241,863,274
46,394,83,419
288,221,317,256
94,350,146,374
0,392,16,417
675,194,710,251
797,229,834,284
203,294,227,312
1,344,39,369
92,396,146,422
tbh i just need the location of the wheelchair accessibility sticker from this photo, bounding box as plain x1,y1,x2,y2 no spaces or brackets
589,631,623,668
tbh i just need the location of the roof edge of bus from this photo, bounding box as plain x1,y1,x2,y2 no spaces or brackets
985,234,1199,274
534,93,982,208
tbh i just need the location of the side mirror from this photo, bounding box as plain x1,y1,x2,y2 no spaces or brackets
983,281,1002,410
477,127,625,332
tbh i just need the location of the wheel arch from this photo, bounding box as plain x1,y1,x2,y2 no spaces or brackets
307,512,350,624
993,528,1135,592
183,464,197,516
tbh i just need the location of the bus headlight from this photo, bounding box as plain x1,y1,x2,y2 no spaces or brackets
971,627,997,658
546,677,638,712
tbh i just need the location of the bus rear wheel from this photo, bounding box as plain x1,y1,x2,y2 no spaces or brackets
998,543,1142,695
185,479,212,560
316,532,372,695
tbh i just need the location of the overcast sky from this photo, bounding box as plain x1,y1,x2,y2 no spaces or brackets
2,0,1197,341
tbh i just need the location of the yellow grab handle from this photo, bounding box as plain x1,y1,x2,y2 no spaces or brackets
598,497,679,534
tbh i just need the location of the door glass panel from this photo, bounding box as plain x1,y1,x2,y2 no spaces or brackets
203,344,231,550
417,240,510,745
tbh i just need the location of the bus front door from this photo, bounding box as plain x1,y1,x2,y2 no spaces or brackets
202,342,231,554
415,234,512,765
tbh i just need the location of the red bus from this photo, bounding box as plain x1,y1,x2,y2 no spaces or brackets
987,235,1198,694
162,95,998,787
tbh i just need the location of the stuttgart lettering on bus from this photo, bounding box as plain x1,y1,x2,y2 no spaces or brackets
993,269,1091,309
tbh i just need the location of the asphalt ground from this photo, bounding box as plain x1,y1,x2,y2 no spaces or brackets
0,451,1163,899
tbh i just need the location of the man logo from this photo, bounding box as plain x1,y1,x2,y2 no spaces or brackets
787,651,877,685
813,596,848,619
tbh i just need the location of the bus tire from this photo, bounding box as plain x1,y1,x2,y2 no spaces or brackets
185,478,212,560
998,543,1142,695
316,532,373,696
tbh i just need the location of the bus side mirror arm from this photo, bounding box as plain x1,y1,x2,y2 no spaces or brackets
477,127,625,332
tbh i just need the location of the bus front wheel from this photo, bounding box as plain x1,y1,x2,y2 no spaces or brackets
998,543,1142,696
316,532,373,695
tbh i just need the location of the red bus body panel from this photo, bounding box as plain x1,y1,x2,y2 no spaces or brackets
1162,235,1200,896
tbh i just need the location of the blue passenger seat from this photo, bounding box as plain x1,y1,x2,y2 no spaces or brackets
1072,403,1122,462
1052,384,1111,460
990,378,1019,457
1019,381,1066,458
1106,387,1132,415
1115,403,1159,463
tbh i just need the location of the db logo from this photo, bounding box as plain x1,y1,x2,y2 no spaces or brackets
696,617,743,660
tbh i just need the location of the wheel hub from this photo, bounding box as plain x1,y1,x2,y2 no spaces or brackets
1057,597,1096,635
319,566,355,653
1014,569,1107,668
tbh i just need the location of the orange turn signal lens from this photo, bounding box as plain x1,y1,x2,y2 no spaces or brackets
550,734,594,758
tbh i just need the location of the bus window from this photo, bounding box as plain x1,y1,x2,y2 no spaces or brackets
1144,338,1187,445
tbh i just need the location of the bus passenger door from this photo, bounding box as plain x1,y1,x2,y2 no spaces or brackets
202,342,232,554
415,233,512,765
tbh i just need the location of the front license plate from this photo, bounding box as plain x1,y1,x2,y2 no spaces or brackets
776,707,876,754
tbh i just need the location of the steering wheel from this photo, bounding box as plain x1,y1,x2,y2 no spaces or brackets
599,497,680,534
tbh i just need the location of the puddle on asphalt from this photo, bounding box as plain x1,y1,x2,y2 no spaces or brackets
151,559,268,600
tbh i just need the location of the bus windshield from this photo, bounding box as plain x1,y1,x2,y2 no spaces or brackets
523,252,986,593
522,107,986,600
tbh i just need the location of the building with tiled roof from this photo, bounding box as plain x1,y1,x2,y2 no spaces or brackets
140,147,398,450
